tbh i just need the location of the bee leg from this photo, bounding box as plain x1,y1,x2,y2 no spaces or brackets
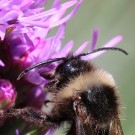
0,107,55,127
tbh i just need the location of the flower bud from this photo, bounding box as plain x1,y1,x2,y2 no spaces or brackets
0,79,16,109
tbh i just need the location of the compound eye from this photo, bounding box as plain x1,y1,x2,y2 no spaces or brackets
56,60,80,76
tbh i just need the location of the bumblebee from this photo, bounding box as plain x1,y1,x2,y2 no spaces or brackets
1,47,127,135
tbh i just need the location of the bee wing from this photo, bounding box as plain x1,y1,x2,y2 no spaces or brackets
109,118,124,135
75,117,124,135
75,114,94,135
73,100,124,135
73,101,95,135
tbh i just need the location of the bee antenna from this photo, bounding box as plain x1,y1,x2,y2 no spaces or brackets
17,57,65,80
17,47,128,80
78,47,128,57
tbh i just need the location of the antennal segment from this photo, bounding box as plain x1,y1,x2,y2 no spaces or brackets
17,47,128,80
78,47,128,57
17,57,65,80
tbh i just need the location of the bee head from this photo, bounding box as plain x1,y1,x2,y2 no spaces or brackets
55,56,92,77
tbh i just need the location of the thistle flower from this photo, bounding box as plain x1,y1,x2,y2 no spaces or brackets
0,79,16,109
0,0,82,40
0,0,123,135
0,0,83,108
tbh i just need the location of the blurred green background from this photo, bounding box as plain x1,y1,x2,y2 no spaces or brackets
55,0,135,135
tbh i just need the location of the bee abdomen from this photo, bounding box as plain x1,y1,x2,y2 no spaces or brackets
81,85,119,124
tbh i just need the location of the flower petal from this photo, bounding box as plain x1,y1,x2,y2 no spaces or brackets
84,35,123,60
90,28,98,51
74,41,90,56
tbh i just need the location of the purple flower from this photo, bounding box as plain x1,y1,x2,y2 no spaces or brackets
0,0,83,108
0,0,82,40
0,0,124,135
0,79,16,109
